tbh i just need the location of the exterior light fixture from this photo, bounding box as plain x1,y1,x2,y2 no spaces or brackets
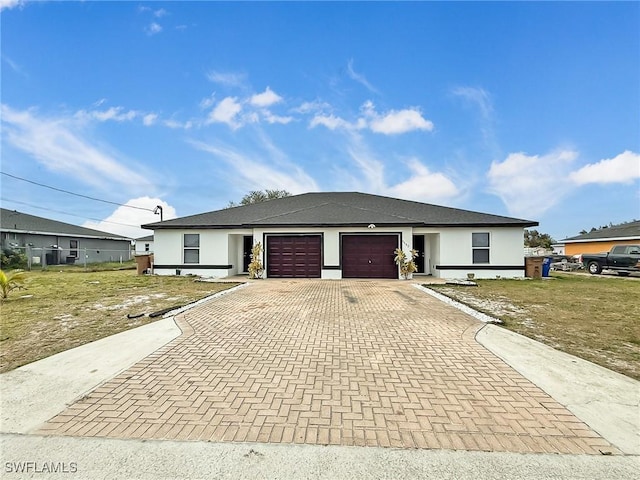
153,205,164,221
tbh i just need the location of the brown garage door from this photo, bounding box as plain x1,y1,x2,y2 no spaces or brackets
267,235,322,278
342,235,398,279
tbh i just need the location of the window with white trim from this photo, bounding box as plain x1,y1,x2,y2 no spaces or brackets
183,234,200,264
472,232,490,264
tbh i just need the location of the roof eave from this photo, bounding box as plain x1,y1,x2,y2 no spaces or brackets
0,227,132,241
559,235,640,244
143,221,538,230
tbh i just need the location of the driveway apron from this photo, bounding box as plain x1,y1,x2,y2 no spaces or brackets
37,280,616,454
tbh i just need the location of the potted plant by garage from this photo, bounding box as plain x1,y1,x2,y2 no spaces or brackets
394,248,418,279
248,242,264,279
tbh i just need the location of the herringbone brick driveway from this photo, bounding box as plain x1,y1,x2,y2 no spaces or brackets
38,280,616,454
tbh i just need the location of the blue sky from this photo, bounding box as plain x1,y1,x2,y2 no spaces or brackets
2,1,639,241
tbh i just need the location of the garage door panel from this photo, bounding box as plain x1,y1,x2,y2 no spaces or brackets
267,236,322,278
342,235,398,279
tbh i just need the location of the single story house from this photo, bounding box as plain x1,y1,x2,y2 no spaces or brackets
135,234,154,254
1,208,133,265
555,221,640,256
142,192,537,280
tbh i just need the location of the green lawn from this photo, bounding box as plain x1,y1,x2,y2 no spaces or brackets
0,267,239,372
427,273,640,380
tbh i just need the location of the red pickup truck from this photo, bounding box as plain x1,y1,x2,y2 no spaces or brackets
579,245,640,276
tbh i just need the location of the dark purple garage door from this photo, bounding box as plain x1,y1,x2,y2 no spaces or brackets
342,235,399,279
267,235,322,278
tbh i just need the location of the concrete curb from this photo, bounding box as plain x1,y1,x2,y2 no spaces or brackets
412,284,503,324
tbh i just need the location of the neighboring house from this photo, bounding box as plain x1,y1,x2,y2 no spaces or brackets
135,234,154,254
142,192,537,280
1,208,133,265
556,221,640,256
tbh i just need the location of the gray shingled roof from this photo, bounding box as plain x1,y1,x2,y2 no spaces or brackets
143,192,537,229
136,235,154,242
0,208,132,241
559,220,640,242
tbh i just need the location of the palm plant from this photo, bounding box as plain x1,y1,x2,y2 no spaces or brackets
0,269,26,299
394,248,418,279
248,242,264,279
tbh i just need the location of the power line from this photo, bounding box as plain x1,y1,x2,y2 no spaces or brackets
0,198,148,230
1,172,155,212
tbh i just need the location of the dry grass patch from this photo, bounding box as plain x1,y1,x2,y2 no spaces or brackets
428,273,640,380
0,268,240,372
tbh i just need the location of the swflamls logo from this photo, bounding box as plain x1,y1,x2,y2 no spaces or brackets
5,461,78,474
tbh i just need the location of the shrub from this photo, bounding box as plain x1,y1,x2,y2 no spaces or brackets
0,248,28,270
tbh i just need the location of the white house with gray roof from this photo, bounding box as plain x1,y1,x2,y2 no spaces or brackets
1,208,133,265
142,192,537,280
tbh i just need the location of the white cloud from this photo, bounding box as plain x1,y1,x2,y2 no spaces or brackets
189,140,319,194
76,106,139,123
369,108,433,134
2,54,27,77
310,101,433,135
250,87,283,107
488,149,578,218
142,113,158,126
451,86,500,156
1,104,153,191
310,114,353,131
83,197,177,239
206,71,247,88
346,59,379,94
199,92,216,110
163,118,193,129
154,8,168,18
452,86,493,120
346,141,387,191
145,22,162,36
293,100,331,114
386,159,459,202
207,97,243,128
345,136,459,203
0,0,23,11
263,111,293,125
570,150,640,185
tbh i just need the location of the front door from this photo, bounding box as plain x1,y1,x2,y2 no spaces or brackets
243,236,253,272
413,235,425,273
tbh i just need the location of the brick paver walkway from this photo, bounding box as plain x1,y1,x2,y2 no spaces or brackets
38,280,617,454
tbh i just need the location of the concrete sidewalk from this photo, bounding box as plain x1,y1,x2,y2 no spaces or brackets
1,433,638,480
0,315,181,434
476,325,640,455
